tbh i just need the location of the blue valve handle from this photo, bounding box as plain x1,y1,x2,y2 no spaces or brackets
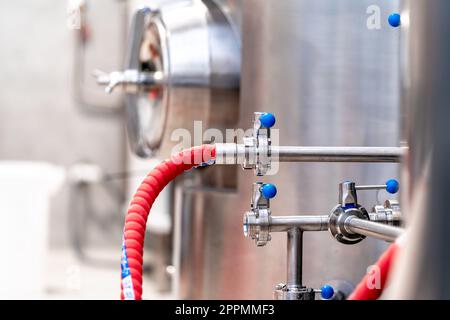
320,285,334,300
259,113,276,128
354,179,399,194
386,179,399,194
388,13,401,28
261,183,277,199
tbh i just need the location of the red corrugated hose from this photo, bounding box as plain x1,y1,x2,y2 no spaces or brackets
348,243,400,300
120,145,216,300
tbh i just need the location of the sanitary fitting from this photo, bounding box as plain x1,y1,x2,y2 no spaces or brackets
273,284,315,300
243,183,341,301
243,181,404,301
329,180,403,244
244,182,275,246
244,180,404,247
215,112,275,176
244,182,329,246
329,205,370,245
370,200,402,226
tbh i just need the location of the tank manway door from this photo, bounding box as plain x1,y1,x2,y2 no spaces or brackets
95,1,241,158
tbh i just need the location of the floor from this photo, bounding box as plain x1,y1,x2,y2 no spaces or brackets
42,247,174,300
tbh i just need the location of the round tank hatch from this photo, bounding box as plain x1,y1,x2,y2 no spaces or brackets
124,12,169,157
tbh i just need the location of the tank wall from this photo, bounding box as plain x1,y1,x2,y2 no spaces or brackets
173,0,402,299
237,0,401,296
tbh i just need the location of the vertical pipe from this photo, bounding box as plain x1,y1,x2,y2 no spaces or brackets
286,228,303,287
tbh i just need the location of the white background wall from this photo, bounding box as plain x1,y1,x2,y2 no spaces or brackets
0,0,126,246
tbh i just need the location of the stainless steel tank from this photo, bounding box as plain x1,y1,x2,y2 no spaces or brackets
174,0,401,299
101,0,402,299
96,0,242,296
96,0,241,158
386,0,450,299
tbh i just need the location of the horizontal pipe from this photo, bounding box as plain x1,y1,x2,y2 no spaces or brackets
272,146,404,163
214,144,405,165
270,215,329,232
344,217,404,242
355,185,386,191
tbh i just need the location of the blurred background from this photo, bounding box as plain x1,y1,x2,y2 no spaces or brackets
0,0,172,299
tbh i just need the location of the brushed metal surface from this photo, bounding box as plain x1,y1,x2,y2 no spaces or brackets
387,0,450,299
238,0,400,299
174,0,399,299
174,0,401,299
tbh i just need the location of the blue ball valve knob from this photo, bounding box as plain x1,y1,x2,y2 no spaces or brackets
261,184,277,199
259,113,276,128
386,179,399,194
388,13,401,28
321,285,334,300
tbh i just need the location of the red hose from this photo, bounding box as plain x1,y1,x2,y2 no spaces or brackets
348,243,399,300
120,145,216,300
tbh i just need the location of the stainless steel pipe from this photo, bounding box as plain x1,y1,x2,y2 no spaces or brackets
355,185,386,191
215,144,405,165
272,146,404,163
287,228,303,287
270,215,329,233
345,216,404,242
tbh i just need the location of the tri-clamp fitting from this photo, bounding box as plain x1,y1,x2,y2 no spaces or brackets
244,182,275,246
216,112,275,176
244,183,329,247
